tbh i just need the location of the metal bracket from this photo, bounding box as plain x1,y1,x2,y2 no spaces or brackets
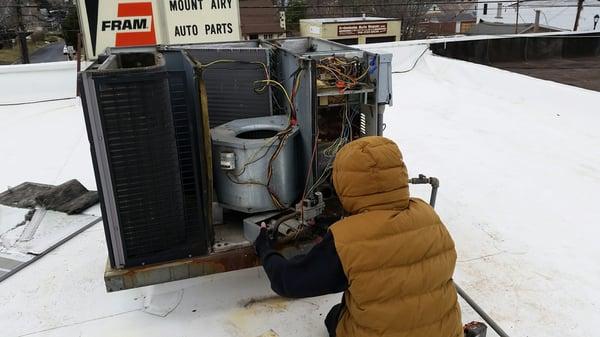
408,174,439,208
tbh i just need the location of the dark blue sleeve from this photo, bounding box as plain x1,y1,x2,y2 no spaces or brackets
256,231,348,298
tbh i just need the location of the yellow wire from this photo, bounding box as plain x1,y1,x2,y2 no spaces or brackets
254,79,295,120
293,69,304,99
187,55,291,208
189,57,292,121
193,59,270,80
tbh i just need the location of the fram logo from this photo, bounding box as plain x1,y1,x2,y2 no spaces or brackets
101,2,156,47
101,16,151,32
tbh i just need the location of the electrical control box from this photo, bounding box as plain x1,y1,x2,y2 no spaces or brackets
264,38,392,221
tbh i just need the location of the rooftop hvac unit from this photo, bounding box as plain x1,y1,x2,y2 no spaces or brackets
79,38,393,291
79,52,211,268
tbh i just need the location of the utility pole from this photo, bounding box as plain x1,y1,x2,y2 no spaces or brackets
515,0,520,34
573,0,584,31
15,0,30,64
76,32,82,96
534,10,541,33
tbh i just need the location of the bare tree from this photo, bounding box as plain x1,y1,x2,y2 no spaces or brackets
373,0,430,40
0,1,18,29
302,0,430,40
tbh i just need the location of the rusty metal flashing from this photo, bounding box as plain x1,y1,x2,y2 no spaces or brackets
104,246,259,292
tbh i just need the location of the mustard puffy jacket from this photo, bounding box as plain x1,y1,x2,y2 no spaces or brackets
330,136,462,337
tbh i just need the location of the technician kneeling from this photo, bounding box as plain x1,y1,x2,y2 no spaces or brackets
254,136,463,337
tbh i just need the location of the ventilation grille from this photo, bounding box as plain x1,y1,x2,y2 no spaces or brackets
167,73,206,243
360,112,367,136
185,48,272,128
96,75,186,260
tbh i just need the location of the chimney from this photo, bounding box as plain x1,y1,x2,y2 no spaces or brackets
534,10,540,32
495,3,503,18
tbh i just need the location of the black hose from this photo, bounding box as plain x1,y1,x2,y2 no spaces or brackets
271,211,300,241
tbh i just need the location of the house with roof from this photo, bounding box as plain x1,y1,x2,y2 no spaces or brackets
476,0,600,31
419,2,478,37
239,0,286,40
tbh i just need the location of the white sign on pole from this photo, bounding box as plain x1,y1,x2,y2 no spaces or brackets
160,0,240,44
77,0,242,59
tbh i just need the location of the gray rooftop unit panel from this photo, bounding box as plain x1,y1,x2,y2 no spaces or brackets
179,47,273,128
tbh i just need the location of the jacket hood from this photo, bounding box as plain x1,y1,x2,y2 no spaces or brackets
332,136,409,214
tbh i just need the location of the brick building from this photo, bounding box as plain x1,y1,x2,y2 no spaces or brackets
240,0,286,40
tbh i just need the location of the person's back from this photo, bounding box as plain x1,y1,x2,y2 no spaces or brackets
330,137,461,337
255,136,462,337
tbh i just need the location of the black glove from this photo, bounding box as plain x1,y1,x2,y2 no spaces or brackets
253,226,271,259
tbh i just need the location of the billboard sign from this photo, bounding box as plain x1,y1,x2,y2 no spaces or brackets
337,23,388,36
78,0,242,59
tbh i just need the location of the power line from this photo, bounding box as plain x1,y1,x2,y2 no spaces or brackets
1,2,597,11
0,97,77,107
1,1,598,9
0,5,40,9
239,1,600,8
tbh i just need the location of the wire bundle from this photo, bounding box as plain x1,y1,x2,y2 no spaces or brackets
265,125,295,208
224,125,295,210
307,101,359,195
316,56,370,90
254,79,297,123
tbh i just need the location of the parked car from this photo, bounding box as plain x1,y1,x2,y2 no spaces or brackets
63,45,74,55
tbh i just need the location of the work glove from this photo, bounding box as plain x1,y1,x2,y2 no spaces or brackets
253,222,271,259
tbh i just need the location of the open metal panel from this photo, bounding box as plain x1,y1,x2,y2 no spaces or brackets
267,46,316,187
263,37,393,196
